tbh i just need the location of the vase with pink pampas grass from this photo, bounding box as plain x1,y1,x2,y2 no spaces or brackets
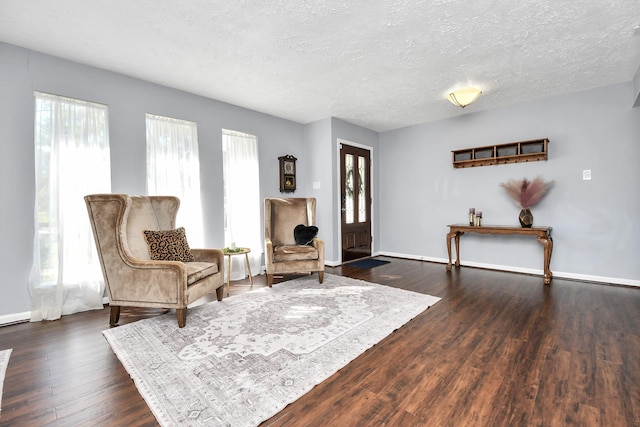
500,177,553,227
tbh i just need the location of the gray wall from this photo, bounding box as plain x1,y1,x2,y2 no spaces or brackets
304,118,334,260
379,82,640,284
0,42,309,320
633,64,640,107
2,40,638,322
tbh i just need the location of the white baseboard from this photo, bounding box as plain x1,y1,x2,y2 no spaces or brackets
0,311,31,326
1,300,111,327
548,271,640,287
377,251,640,288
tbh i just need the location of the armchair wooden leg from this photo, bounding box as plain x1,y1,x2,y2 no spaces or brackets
318,271,324,284
177,308,187,328
216,286,224,301
109,305,120,327
267,274,273,287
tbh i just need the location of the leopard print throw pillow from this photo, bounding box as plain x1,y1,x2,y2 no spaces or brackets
143,227,195,262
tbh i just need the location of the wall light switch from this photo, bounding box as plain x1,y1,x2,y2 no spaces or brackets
312,181,321,189
583,170,592,180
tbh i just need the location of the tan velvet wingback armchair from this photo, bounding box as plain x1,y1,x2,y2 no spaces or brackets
264,198,325,286
85,194,224,328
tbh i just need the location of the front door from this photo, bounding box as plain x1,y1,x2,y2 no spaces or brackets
340,143,372,262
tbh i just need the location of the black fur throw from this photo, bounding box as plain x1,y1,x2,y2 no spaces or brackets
294,224,319,245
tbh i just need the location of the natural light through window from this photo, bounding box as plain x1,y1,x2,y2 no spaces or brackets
31,91,110,321
146,114,204,246
222,129,262,281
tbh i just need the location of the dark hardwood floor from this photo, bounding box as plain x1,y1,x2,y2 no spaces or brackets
1,258,639,426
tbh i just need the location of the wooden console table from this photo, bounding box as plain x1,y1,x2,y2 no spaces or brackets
446,224,553,284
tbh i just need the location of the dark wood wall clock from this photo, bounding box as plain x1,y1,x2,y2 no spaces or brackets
278,155,297,192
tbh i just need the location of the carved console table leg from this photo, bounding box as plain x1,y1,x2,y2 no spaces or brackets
446,231,463,271
537,235,554,285
446,231,455,271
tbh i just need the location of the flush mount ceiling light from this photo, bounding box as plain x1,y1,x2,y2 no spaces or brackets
447,86,483,108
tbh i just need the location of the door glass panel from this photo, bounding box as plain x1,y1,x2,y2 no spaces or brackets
358,155,366,223
345,154,354,224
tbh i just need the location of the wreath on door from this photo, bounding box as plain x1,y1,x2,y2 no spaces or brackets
345,168,364,198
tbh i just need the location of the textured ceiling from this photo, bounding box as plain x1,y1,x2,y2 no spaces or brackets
1,1,639,132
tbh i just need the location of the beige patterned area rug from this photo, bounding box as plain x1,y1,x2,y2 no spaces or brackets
103,274,440,426
0,348,11,414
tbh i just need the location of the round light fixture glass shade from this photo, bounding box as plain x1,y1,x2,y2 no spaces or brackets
448,86,482,108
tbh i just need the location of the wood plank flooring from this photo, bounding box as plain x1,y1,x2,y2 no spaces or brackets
1,258,639,426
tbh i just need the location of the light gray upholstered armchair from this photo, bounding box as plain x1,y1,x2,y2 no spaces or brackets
85,194,224,328
264,197,325,287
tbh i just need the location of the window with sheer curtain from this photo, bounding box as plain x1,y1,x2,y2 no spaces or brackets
30,92,111,321
222,129,262,280
145,114,204,247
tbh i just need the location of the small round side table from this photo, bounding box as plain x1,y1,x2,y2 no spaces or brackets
222,247,253,296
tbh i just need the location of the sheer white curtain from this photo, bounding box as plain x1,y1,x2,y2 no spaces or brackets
222,129,262,280
30,92,110,321
145,114,204,247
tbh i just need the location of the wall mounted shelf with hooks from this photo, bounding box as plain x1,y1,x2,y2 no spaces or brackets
452,138,549,168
